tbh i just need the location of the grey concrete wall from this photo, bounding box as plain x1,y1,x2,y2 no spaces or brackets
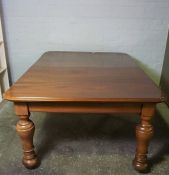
1,0,169,83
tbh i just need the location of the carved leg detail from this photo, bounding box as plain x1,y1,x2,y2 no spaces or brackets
16,115,38,169
133,104,155,172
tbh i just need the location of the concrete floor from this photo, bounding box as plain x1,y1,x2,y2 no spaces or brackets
0,101,169,175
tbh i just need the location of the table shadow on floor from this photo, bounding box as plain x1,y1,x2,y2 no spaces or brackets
34,112,169,172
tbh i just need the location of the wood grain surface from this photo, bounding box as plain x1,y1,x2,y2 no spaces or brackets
4,51,163,102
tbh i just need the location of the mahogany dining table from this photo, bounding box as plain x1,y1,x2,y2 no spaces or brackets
4,51,164,172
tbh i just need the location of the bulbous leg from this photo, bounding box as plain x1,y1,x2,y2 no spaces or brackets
16,115,38,169
133,103,155,172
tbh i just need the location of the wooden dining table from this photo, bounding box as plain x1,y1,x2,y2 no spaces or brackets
4,51,164,172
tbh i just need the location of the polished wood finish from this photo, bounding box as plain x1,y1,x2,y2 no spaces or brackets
133,103,155,172
28,102,142,113
15,103,38,169
5,52,162,103
4,52,164,172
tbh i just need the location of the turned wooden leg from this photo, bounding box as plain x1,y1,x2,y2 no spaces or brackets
15,103,38,169
133,103,155,172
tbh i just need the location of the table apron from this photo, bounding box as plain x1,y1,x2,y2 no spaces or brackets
27,102,142,114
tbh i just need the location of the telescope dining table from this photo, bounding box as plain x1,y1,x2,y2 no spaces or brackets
4,51,164,172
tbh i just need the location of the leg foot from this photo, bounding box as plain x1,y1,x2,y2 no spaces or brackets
22,153,38,169
133,158,148,172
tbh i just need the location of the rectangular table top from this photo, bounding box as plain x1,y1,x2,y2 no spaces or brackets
4,51,163,103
